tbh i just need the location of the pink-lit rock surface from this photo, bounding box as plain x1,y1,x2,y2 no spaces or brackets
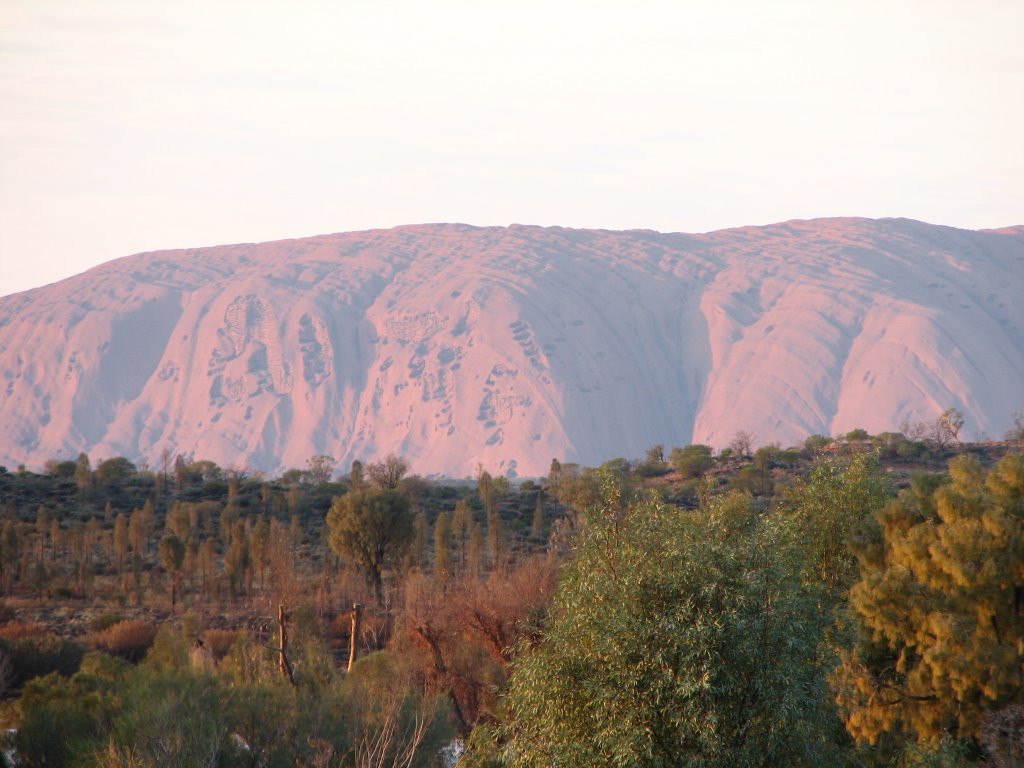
1,218,1021,477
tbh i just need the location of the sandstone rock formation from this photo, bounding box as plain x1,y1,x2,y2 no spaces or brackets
1,218,1021,477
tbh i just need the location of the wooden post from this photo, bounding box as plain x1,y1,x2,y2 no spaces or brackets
279,604,296,686
348,602,363,672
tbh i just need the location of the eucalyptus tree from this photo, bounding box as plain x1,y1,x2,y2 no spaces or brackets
499,470,842,768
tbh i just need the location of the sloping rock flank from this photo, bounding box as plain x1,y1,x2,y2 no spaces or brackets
1,218,1021,477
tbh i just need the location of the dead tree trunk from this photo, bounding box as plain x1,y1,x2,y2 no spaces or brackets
348,602,363,673
278,604,297,686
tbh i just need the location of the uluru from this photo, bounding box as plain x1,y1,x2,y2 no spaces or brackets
1,217,1021,478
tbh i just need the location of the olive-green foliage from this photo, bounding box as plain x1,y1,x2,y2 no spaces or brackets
141,624,191,673
158,535,185,572
14,656,125,768
344,651,453,767
327,486,413,599
804,434,833,453
219,683,304,768
781,453,892,594
103,669,228,768
552,467,603,513
0,632,85,689
14,640,448,768
669,444,714,479
498,470,841,768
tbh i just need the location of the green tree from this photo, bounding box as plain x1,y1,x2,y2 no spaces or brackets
350,458,366,491
251,515,270,590
35,505,48,562
781,452,891,594
225,520,250,600
113,512,128,583
497,471,839,767
158,534,186,609
530,488,545,541
478,468,507,567
139,500,156,556
834,453,1024,746
198,538,215,600
434,510,453,577
96,457,136,487
451,499,471,570
0,519,20,594
753,445,776,496
173,453,188,490
467,521,484,577
411,509,429,570
477,468,505,565
306,454,337,486
326,487,413,603
547,458,562,493
219,503,238,546
165,502,192,542
669,444,714,479
75,451,93,493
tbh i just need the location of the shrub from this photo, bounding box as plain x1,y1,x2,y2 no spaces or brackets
202,628,242,661
776,449,801,466
89,620,159,663
669,444,714,479
634,461,671,478
15,673,104,768
0,622,49,641
896,439,926,459
804,434,833,453
0,633,85,688
88,611,124,633
142,624,190,672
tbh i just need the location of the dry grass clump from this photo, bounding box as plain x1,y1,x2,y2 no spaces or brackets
88,619,159,662
0,621,49,640
202,628,241,661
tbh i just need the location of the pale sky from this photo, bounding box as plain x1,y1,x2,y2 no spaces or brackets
2,0,1022,297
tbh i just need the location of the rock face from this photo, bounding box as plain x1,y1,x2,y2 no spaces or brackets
1,218,1022,477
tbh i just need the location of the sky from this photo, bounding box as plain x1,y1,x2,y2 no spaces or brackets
1,0,1022,297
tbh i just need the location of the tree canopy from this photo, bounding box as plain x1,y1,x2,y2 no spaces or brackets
326,486,413,602
834,453,1024,745
499,471,840,768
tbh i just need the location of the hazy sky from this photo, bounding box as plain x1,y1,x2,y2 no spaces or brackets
2,1,1022,296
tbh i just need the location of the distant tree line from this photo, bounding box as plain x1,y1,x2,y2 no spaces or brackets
1,412,1023,766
